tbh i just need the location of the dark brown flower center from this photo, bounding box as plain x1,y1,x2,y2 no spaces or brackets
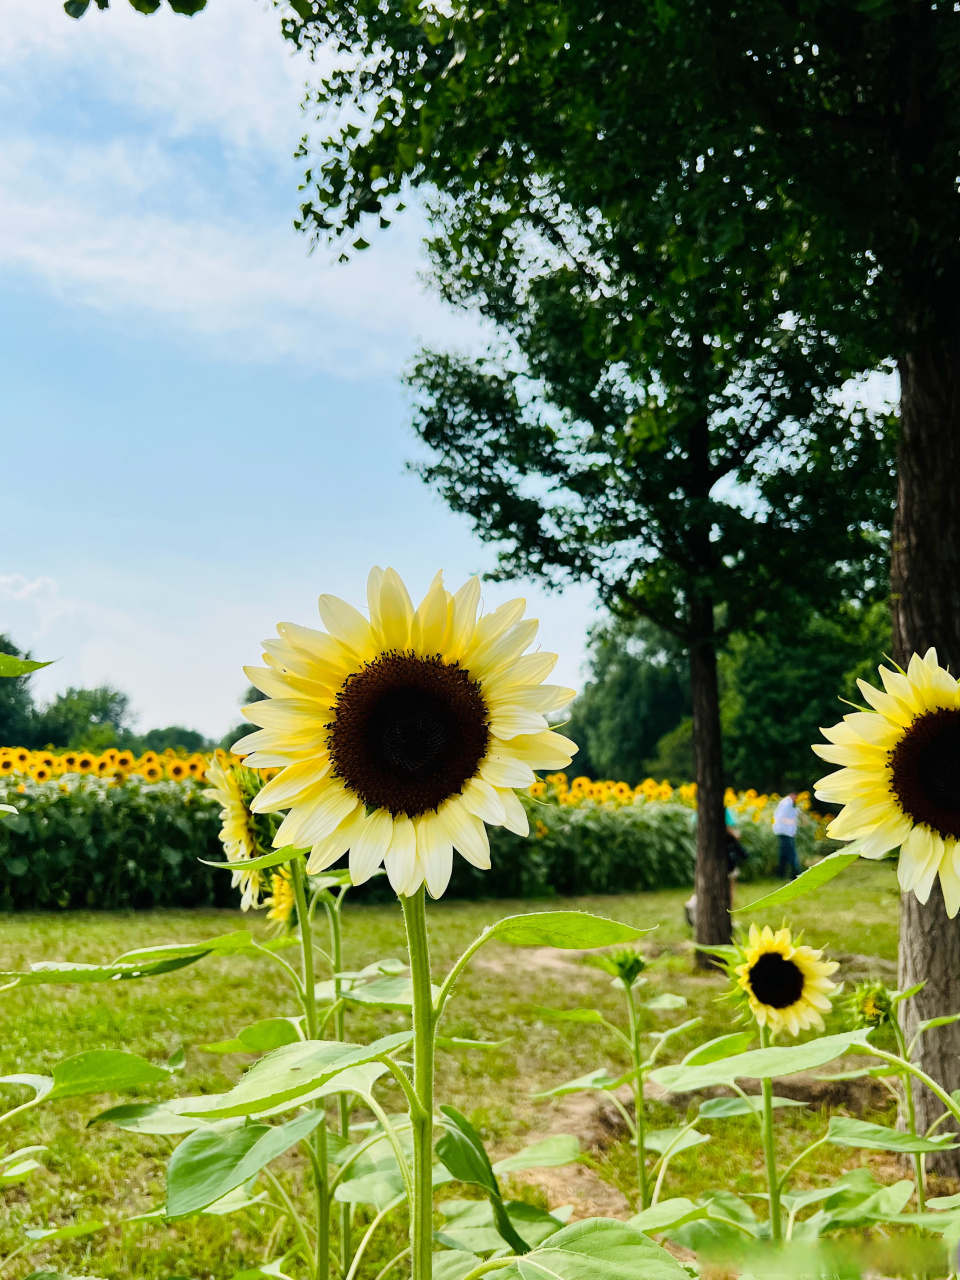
327,652,490,818
890,707,960,840
747,952,805,1009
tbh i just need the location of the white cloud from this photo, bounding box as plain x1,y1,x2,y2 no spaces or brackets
0,0,486,372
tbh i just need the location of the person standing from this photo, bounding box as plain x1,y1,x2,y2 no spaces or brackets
773,790,801,880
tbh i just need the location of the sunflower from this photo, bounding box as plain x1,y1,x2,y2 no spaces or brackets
265,867,296,927
734,924,839,1037
62,752,79,770
116,752,134,771
0,757,14,775
30,765,51,783
202,750,263,910
167,760,188,781
814,648,960,913
235,567,576,899
13,748,30,768
185,755,205,776
141,763,162,782
76,753,95,774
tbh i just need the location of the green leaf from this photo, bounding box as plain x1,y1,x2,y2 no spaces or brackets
486,912,652,950
915,1013,960,1036
698,1095,806,1118
203,1018,303,1055
681,1031,754,1066
531,1068,625,1099
436,1199,568,1254
115,931,297,966
641,1128,709,1157
650,1029,872,1093
821,1178,915,1230
0,1074,54,1105
643,993,687,1011
533,1006,609,1025
436,1036,509,1052
342,976,442,1011
167,1110,325,1218
200,846,305,873
826,1115,958,1153
493,1135,580,1174
0,1144,45,1187
89,1102,211,1135
25,1221,106,1242
435,1106,530,1255
628,1198,710,1235
432,1253,484,1280
734,851,859,912
893,982,925,1003
46,1051,171,1101
178,1032,412,1118
0,955,201,986
514,1218,690,1279
0,654,53,677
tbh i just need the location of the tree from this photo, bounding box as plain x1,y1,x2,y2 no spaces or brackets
566,619,689,785
281,0,896,957
34,686,133,751
0,637,40,748
723,603,891,793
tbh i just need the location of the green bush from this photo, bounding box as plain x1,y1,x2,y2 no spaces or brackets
0,778,835,910
0,776,229,911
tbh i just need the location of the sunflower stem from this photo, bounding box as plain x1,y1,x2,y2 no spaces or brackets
622,979,649,1210
401,885,435,1280
758,1024,782,1241
892,1011,927,1213
292,857,329,1280
325,888,354,1271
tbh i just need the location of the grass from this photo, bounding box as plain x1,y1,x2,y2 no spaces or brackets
0,861,907,1278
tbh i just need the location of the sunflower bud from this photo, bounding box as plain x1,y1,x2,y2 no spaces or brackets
844,980,893,1030
588,948,647,986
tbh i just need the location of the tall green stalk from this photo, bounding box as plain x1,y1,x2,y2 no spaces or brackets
401,886,435,1280
291,857,329,1280
891,1010,927,1213
758,1024,782,1241
622,981,649,1209
325,889,354,1268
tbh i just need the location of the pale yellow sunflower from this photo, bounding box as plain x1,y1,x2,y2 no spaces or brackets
814,648,960,913
202,750,263,910
234,567,576,899
735,924,839,1037
265,867,296,928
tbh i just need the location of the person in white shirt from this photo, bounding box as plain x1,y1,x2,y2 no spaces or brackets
773,791,801,879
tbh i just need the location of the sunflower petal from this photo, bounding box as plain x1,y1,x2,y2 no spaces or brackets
349,809,395,886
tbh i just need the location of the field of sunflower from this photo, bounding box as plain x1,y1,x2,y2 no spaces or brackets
0,746,836,911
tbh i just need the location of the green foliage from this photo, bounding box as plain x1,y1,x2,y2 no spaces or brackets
0,776,228,911
0,636,42,748
565,621,689,785
722,602,892,791
33,685,132,752
65,0,206,17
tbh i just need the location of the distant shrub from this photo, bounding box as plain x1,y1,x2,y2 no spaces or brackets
0,776,835,911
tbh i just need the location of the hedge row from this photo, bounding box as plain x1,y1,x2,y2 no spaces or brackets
0,776,831,911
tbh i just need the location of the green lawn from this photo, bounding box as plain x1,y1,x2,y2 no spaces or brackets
0,862,905,1278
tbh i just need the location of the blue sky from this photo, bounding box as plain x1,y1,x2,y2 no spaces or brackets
1,0,596,739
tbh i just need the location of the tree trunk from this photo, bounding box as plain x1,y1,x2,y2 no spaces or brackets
690,596,731,967
892,341,960,1177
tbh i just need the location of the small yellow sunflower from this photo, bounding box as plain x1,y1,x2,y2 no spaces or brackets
30,765,51,783
167,760,188,781
0,756,14,775
76,753,95,774
814,648,960,913
13,748,30,768
202,750,263,910
735,924,839,1037
116,752,134,771
236,567,576,899
265,867,296,927
141,763,162,782
62,751,79,770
